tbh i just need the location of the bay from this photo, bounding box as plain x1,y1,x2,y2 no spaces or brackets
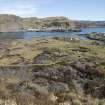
0,28,105,40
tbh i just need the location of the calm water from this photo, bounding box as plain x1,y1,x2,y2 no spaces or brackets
78,28,105,34
0,28,105,40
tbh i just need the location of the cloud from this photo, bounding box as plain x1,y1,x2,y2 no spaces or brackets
0,0,39,17
0,0,58,17
0,6,39,17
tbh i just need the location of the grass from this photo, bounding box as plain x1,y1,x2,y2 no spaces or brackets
0,38,105,66
0,38,105,105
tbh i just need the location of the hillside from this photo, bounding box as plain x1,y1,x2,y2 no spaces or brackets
0,37,105,104
0,14,23,32
23,17,105,29
22,16,76,29
0,14,105,32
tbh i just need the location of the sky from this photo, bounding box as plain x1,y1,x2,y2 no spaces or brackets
0,0,105,20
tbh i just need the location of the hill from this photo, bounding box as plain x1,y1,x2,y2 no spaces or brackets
23,17,105,29
0,14,105,32
76,21,105,28
22,16,76,29
0,14,23,32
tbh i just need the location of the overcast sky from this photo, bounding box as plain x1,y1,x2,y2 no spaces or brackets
0,0,105,20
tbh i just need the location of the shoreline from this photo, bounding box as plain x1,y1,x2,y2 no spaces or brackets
0,28,81,33
0,27,105,33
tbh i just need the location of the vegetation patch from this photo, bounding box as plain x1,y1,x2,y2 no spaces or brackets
0,37,105,104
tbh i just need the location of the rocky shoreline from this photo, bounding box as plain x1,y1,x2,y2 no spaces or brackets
0,28,81,33
86,32,105,41
24,28,81,32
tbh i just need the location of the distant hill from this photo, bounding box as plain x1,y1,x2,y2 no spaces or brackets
76,21,105,28
0,14,105,32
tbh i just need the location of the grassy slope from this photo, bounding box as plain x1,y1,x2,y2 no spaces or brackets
0,38,105,65
0,38,105,105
